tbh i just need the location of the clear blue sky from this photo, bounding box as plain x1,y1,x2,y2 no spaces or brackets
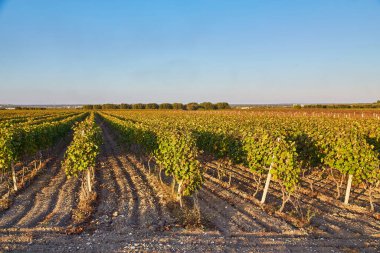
0,0,379,104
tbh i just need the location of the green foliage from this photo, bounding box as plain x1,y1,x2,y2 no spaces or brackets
102,104,120,109
0,113,86,173
154,129,202,197
100,112,203,203
146,103,159,109
243,130,300,193
132,103,146,109
215,102,231,109
322,127,379,183
80,102,231,110
288,131,322,172
186,103,199,110
120,103,131,109
172,103,184,110
62,113,102,178
269,137,299,194
196,130,243,164
101,114,157,154
99,109,380,210
0,126,22,170
82,105,93,110
199,102,216,110
242,129,273,175
159,103,173,109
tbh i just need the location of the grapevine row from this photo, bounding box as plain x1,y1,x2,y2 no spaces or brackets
62,113,102,194
0,112,86,192
99,112,203,207
104,110,380,212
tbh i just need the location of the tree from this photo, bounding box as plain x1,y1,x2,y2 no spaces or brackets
215,102,231,109
186,103,199,110
146,103,159,109
92,105,102,110
159,103,173,109
82,105,93,110
102,104,119,109
132,103,146,109
172,103,184,110
120,103,131,109
199,102,216,110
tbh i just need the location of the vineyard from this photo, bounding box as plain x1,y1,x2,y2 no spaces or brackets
0,109,379,252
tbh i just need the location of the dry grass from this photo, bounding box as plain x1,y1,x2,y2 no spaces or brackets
0,198,11,211
72,189,97,225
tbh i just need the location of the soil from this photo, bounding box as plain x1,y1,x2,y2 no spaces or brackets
0,121,379,252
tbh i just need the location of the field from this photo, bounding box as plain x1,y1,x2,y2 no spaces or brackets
0,109,379,252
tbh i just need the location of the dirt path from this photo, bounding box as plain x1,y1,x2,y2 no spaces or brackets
0,140,80,230
205,161,380,238
91,120,173,233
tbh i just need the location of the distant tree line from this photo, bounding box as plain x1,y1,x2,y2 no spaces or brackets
82,102,231,110
14,107,47,110
303,102,380,109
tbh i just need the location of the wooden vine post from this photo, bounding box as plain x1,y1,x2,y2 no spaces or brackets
87,168,92,193
260,164,272,204
261,139,279,205
344,174,353,205
11,161,18,191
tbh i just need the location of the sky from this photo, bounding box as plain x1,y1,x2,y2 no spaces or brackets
0,0,379,105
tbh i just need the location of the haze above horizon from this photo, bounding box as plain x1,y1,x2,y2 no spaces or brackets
0,0,379,105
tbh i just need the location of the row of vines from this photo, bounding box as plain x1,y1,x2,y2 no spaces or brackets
102,110,380,212
0,112,86,193
100,112,202,207
62,113,102,195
